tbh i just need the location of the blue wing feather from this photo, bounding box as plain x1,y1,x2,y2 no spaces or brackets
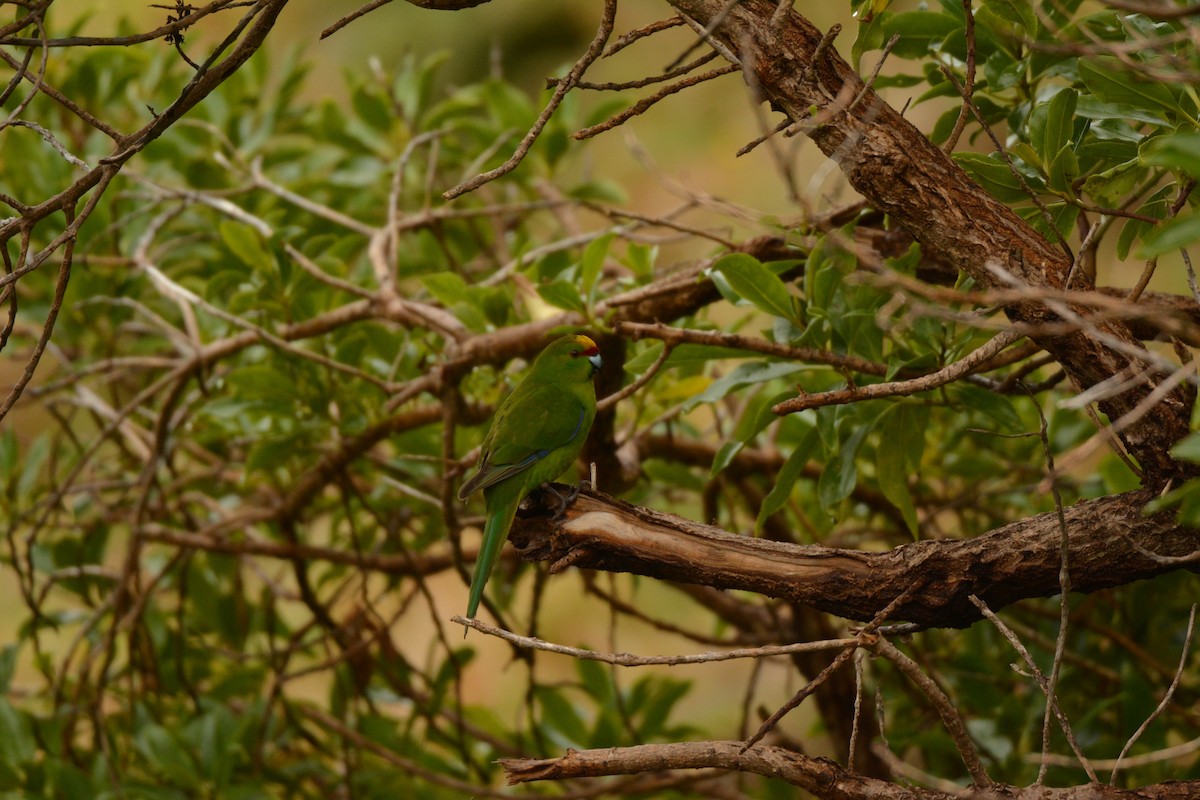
458,389,587,499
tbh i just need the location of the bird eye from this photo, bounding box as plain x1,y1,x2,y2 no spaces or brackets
570,349,579,357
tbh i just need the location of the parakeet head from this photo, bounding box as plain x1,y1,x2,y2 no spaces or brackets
533,334,603,379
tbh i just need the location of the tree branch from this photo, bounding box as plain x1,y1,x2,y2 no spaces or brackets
508,488,1200,628
665,0,1195,484
500,739,1200,798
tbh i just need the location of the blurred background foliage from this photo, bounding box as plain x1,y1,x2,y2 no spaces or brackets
1,0,1198,797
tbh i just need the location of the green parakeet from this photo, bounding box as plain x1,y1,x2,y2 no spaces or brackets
458,333,603,620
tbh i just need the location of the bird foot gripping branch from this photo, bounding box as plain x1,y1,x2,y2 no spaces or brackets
537,480,589,521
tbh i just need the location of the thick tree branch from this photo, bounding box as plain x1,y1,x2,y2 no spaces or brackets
500,740,1200,798
665,0,1194,484
509,488,1200,628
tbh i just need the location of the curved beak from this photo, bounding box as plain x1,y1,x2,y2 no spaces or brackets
588,351,603,375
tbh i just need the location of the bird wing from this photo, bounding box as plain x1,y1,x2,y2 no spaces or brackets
458,382,587,499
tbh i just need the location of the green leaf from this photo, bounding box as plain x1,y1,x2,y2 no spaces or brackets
954,152,1043,202
1075,96,1170,127
852,13,887,65
192,706,238,788
0,699,33,775
568,179,627,204
733,390,789,443
1008,141,1044,172
880,11,962,59
1022,201,1079,241
421,269,495,330
226,365,296,409
482,78,535,130
535,250,572,282
535,686,588,747
878,444,918,536
625,342,750,375
1171,432,1200,463
1041,88,1078,158
983,50,1024,92
421,271,469,307
818,423,871,514
634,676,691,741
1142,131,1200,178
684,361,806,411
1139,213,1200,258
623,242,656,282
711,441,745,478
1078,57,1183,119
666,344,752,367
978,0,1037,38
0,429,16,485
576,658,613,704
712,253,803,325
135,722,200,787
17,434,49,502
219,221,275,273
1149,477,1200,524
756,427,818,534
0,646,16,695
580,232,614,300
536,279,586,313
1082,159,1144,207
245,436,298,476
875,404,928,537
350,83,392,133
1117,186,1172,259
805,237,856,313
953,384,1024,432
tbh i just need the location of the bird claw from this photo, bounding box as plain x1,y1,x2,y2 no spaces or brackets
540,481,585,521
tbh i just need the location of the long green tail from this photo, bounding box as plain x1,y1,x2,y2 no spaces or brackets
466,489,521,621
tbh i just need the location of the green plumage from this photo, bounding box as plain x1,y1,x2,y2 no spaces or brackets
458,334,602,620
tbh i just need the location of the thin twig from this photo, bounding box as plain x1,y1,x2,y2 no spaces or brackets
941,66,1073,262
573,64,739,141
773,330,1023,414
1029,385,1072,785
319,0,393,39
1109,604,1197,784
604,15,685,57
557,51,719,91
942,0,977,152
870,636,993,787
444,0,617,199
453,616,859,665
801,23,841,87
742,583,923,750
8,120,89,169
1047,360,1198,480
969,594,1099,782
616,320,897,378
597,342,672,413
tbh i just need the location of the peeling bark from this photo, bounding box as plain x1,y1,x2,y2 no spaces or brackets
511,488,1200,628
501,741,1200,798
665,0,1195,484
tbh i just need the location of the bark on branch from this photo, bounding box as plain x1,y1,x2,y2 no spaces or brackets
500,740,1200,799
665,0,1195,484
510,488,1200,628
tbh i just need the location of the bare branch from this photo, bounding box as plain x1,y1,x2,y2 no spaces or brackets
508,487,1198,629
502,739,1200,798
869,636,992,787
443,0,617,199
773,330,1022,414
453,616,859,665
1110,604,1198,784
969,595,1098,782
